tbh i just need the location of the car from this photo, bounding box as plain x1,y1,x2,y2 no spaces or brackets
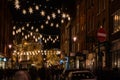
60,69,80,80
65,70,97,80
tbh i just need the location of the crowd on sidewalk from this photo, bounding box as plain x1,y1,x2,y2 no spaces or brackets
0,65,64,80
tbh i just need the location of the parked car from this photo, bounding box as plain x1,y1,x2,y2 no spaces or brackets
64,70,97,80
60,69,79,80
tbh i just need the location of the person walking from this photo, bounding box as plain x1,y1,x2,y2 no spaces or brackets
14,70,31,80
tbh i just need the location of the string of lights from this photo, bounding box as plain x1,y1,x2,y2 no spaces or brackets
9,0,71,49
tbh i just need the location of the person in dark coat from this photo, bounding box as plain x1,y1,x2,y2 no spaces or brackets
14,70,31,80
38,66,46,80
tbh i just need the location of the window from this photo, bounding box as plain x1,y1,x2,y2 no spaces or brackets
102,0,106,10
113,10,120,33
97,0,100,13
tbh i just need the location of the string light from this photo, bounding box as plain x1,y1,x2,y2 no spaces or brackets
47,15,51,20
35,5,39,10
22,9,27,14
41,10,45,16
52,13,56,19
11,0,70,49
29,7,33,14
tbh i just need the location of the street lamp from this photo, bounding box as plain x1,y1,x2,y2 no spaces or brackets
72,36,77,68
8,44,12,68
73,36,77,52
73,36,77,42
8,44,12,49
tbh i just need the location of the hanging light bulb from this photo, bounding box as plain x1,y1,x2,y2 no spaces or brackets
18,28,21,33
45,21,49,24
22,26,25,30
62,13,66,18
52,13,56,19
68,16,71,21
22,9,26,14
40,10,45,16
45,40,47,43
26,23,29,27
25,35,28,39
15,4,20,9
56,36,59,39
43,38,45,40
61,19,64,23
40,34,42,38
53,40,55,43
35,38,38,42
47,15,50,20
50,23,54,27
41,25,44,29
12,31,15,35
49,36,51,39
22,32,24,36
31,26,34,30
35,5,39,10
29,7,33,14
56,24,59,28
30,32,33,36
36,28,39,32
33,36,35,39
13,26,16,30
57,9,61,14
28,34,30,38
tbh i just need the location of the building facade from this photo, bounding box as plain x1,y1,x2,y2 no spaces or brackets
110,0,120,69
86,0,110,70
61,0,111,70
0,0,13,68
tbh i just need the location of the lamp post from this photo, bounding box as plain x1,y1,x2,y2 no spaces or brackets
8,44,12,68
73,36,77,68
73,36,77,52
8,44,12,49
8,44,12,58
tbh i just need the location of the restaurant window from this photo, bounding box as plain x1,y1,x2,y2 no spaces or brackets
113,10,120,33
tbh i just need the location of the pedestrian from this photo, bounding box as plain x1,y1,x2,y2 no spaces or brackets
14,70,31,80
38,66,46,80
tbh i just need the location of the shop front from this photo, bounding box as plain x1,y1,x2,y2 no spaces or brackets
0,55,7,69
111,39,120,69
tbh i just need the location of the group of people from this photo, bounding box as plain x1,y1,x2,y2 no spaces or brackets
0,65,64,80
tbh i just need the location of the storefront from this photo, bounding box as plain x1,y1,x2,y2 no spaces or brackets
111,39,120,68
0,55,7,69
93,43,107,70
75,53,86,69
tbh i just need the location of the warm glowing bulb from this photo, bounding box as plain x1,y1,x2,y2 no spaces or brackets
50,23,54,27
22,9,26,14
41,10,45,16
47,16,50,20
52,13,56,19
62,13,66,18
57,9,61,14
35,5,39,10
56,24,59,28
12,31,15,35
29,7,33,14
61,20,64,23
15,4,20,9
36,28,39,32
41,25,44,29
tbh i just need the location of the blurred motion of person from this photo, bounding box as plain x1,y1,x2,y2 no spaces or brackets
14,70,31,80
